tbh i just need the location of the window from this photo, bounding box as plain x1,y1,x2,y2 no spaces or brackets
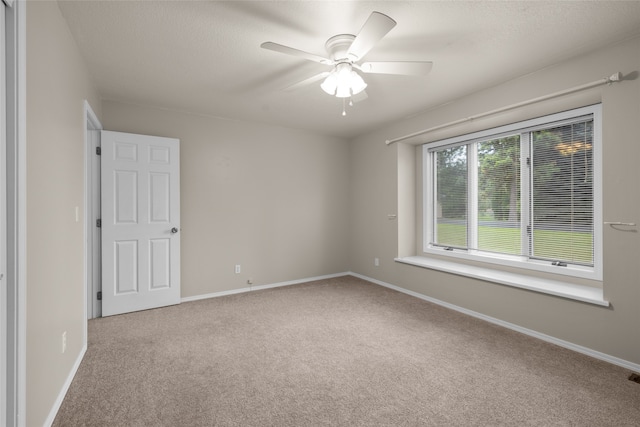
423,105,602,280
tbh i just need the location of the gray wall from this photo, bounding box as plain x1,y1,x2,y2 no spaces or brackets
26,2,102,425
101,101,350,298
349,35,640,366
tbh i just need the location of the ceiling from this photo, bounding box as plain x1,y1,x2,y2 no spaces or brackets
57,1,640,139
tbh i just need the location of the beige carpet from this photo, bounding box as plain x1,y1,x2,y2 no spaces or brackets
53,276,640,426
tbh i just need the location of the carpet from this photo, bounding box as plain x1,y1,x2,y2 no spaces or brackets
53,276,640,426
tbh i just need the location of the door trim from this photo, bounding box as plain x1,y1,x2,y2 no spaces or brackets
3,0,26,425
84,100,102,323
1,3,8,423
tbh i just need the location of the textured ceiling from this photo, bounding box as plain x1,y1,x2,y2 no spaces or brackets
57,1,640,139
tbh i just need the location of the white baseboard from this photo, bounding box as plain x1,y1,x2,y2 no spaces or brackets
181,272,350,303
44,343,88,427
349,272,640,374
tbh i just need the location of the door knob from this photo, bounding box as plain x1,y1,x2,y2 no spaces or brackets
171,227,179,234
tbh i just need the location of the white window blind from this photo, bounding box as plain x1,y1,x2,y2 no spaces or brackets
530,120,593,266
477,135,521,255
434,145,467,249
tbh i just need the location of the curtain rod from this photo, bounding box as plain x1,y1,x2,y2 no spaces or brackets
385,72,622,146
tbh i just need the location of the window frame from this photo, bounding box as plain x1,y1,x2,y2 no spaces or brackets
423,104,603,281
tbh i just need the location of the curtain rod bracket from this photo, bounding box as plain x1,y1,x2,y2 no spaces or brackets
607,72,622,84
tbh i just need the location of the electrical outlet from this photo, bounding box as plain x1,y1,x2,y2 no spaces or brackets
374,257,380,267
235,264,241,274
62,331,67,354
247,278,253,285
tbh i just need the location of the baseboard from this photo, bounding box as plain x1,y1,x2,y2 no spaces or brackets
43,343,88,427
181,272,351,303
349,272,640,374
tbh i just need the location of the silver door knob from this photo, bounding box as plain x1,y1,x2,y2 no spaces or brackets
171,227,179,234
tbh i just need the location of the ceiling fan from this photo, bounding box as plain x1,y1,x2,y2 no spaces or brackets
261,11,433,115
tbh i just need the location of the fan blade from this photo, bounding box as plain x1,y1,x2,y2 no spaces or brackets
351,90,368,103
261,42,332,65
347,12,396,61
283,72,330,91
359,61,433,76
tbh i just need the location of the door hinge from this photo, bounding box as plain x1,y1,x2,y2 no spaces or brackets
97,291,102,301
96,219,102,228
96,146,101,155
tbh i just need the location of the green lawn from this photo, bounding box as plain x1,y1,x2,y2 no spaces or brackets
436,223,593,263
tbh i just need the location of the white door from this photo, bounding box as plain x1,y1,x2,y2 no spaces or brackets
101,131,181,316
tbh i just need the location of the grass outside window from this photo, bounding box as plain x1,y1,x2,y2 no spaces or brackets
436,223,593,264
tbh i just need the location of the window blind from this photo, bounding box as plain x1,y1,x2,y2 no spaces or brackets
477,135,521,255
435,145,467,249
530,120,594,266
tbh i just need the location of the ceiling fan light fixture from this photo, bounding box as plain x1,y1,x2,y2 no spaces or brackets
321,63,367,98
261,11,433,113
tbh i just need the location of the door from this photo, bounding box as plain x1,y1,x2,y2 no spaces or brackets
101,131,180,316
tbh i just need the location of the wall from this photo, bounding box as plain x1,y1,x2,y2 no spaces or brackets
349,35,640,366
102,101,350,298
26,1,102,426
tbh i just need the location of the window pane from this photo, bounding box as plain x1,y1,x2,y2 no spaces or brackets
435,145,467,248
477,136,521,255
531,121,594,265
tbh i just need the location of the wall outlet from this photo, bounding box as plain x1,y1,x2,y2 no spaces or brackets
374,257,380,267
247,278,253,285
235,264,241,274
62,331,67,354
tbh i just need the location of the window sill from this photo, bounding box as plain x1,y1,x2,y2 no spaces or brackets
395,256,609,307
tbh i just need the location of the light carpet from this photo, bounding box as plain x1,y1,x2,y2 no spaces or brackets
53,276,640,426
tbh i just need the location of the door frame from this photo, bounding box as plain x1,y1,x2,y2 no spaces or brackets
3,0,26,425
84,100,102,322
1,2,8,423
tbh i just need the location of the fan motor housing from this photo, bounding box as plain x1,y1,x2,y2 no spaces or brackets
325,34,356,61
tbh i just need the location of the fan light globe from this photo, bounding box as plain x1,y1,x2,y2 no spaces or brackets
335,85,351,98
320,73,337,95
321,63,367,98
349,71,367,95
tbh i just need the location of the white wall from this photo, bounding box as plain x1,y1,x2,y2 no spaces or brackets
26,1,102,425
349,35,640,366
102,101,350,298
